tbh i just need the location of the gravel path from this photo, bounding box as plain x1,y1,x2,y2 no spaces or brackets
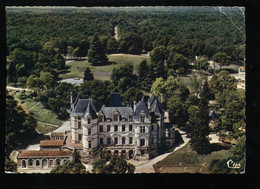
135,129,190,173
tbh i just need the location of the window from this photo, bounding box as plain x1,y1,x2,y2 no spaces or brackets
78,134,82,141
122,125,125,132
140,139,145,146
87,118,91,124
99,116,103,122
129,125,133,131
107,125,110,132
107,138,111,145
115,137,118,144
29,159,33,166
141,150,145,156
78,122,81,129
100,125,103,132
36,160,40,167
88,141,92,148
78,117,81,121
141,116,145,123
100,138,103,145
56,159,61,166
22,160,26,168
129,115,133,121
151,125,154,131
50,160,53,166
114,125,118,132
114,114,119,122
129,137,133,144
122,137,125,144
140,126,146,133
88,128,91,135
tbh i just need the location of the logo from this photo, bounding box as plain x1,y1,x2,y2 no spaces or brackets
227,159,241,169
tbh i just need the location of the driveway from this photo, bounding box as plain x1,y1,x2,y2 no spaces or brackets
135,129,190,173
45,120,71,136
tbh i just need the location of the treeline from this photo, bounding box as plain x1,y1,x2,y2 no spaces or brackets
7,11,245,61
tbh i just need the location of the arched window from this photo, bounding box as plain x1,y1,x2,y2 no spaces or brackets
114,150,119,156
42,159,48,168
56,159,61,166
107,138,111,145
122,137,125,145
22,160,26,168
49,160,53,166
115,137,118,144
36,160,40,167
64,159,68,164
140,139,145,146
28,159,33,167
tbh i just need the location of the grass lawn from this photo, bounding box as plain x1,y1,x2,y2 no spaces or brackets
36,123,58,134
60,54,151,80
12,92,63,126
154,142,233,173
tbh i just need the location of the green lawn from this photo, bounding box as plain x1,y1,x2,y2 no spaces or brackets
13,92,63,126
36,123,58,134
60,54,151,80
154,142,233,173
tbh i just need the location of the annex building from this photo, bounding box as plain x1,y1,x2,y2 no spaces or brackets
69,93,175,162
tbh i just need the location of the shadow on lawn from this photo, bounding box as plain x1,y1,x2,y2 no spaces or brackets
209,143,231,153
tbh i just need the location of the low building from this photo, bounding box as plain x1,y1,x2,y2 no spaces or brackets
40,140,65,150
17,150,75,172
50,132,65,140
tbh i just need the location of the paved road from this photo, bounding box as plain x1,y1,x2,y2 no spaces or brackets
135,129,190,173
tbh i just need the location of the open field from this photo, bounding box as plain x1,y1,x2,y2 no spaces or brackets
154,142,233,173
60,54,151,80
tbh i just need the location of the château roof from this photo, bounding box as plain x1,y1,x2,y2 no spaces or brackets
83,103,98,119
149,93,164,115
40,140,64,146
109,93,123,107
70,97,97,116
99,107,133,119
18,150,73,158
134,100,150,117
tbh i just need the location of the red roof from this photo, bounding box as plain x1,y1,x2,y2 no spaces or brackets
18,150,73,158
40,140,64,146
51,132,64,137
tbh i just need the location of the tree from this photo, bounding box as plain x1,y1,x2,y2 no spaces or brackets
7,61,17,83
92,156,135,174
194,56,209,71
150,46,167,79
122,87,143,107
137,60,153,91
83,67,94,82
107,37,118,54
167,52,189,73
40,72,56,90
190,81,210,155
50,161,86,174
88,34,108,66
212,52,231,70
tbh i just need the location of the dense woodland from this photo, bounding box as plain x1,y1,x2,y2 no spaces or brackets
6,8,245,172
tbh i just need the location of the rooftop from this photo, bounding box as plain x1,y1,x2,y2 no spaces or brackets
18,150,73,158
109,93,123,107
51,132,64,137
40,140,64,146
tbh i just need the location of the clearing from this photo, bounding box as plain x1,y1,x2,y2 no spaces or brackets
60,54,151,80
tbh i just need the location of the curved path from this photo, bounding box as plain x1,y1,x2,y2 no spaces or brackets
135,129,190,173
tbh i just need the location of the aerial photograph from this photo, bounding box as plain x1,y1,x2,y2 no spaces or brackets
5,6,245,174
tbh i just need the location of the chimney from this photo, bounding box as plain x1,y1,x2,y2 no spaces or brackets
134,101,137,111
161,93,164,104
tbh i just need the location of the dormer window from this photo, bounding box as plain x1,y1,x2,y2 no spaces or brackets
129,115,133,121
141,116,145,123
114,114,119,122
78,117,81,121
99,115,103,122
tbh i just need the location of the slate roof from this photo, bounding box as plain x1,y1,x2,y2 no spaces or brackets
149,93,164,115
40,140,64,146
18,150,73,158
83,103,98,119
99,107,133,119
109,93,123,107
70,97,97,116
134,100,150,117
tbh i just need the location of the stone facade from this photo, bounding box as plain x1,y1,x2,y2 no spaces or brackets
70,93,175,161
